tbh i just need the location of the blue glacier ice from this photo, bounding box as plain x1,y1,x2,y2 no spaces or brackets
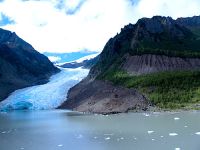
0,68,89,111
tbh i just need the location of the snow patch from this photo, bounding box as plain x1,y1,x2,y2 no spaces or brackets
75,53,99,63
48,56,61,62
57,53,99,66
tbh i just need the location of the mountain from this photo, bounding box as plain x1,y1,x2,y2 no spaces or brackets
59,53,99,69
59,16,200,114
176,16,200,37
0,28,60,101
43,52,98,64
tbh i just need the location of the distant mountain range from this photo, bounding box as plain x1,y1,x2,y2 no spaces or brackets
0,28,59,102
43,51,98,64
60,16,200,114
59,53,99,69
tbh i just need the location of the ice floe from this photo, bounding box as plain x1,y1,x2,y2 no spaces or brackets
169,133,178,136
195,132,200,135
174,117,180,120
147,131,154,134
105,137,111,140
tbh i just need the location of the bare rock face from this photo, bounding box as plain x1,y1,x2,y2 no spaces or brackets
0,28,60,101
123,54,200,75
59,79,150,114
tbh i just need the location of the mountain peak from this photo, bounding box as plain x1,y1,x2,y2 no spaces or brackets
0,28,34,51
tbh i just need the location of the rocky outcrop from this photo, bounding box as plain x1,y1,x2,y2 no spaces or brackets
0,28,60,101
122,54,200,75
59,79,150,114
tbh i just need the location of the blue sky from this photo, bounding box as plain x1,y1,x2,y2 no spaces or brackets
0,0,200,53
0,13,14,26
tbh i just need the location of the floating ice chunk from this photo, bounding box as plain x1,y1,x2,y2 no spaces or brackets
160,136,164,138
57,144,63,147
144,113,150,117
152,139,155,141
77,134,83,139
94,137,98,139
184,126,188,128
105,137,111,140
175,148,181,150
147,131,154,134
1,131,6,134
120,137,124,140
174,117,180,120
195,132,200,135
169,133,178,136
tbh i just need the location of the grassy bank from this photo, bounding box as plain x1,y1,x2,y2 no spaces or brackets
100,70,200,109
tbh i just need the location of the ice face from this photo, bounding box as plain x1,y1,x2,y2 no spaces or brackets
0,68,89,111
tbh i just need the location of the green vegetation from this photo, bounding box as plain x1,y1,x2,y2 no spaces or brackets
189,27,200,37
101,70,200,109
131,37,200,58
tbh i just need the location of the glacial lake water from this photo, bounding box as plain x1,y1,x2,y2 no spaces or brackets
0,110,200,150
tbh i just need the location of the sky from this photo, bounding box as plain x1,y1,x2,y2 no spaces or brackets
0,0,200,53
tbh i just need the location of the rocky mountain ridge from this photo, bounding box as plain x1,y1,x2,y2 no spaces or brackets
0,28,60,101
59,16,200,114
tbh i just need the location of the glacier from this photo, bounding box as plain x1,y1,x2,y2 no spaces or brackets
0,68,89,111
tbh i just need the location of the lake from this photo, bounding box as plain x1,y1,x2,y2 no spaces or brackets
0,110,200,150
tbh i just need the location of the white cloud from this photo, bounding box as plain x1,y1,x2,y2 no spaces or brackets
135,0,200,19
0,0,199,53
